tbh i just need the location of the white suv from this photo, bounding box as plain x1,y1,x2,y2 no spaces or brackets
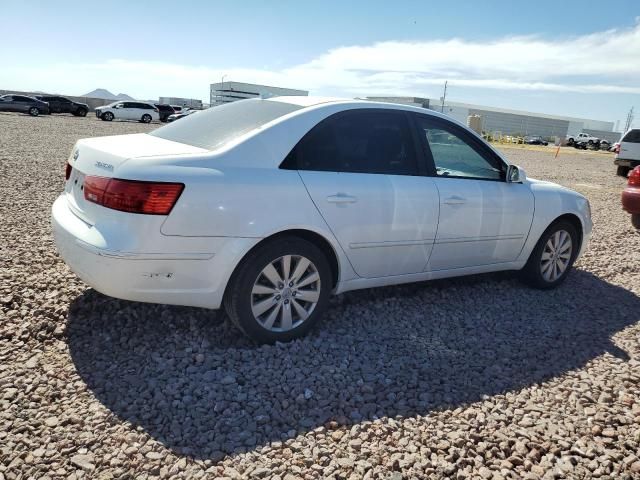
95,101,160,123
614,128,640,176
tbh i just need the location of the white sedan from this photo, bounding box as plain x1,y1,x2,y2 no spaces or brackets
52,97,592,343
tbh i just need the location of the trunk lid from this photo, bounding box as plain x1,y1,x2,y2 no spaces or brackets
64,133,207,224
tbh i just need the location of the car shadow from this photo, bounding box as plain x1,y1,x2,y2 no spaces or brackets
66,269,638,460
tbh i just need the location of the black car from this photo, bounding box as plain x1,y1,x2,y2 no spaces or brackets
0,94,49,116
154,104,176,122
36,95,89,116
524,136,548,146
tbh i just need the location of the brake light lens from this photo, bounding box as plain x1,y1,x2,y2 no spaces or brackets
83,176,184,215
628,167,640,187
614,143,620,154
65,162,72,180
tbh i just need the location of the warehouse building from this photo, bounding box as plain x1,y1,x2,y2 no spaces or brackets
366,96,621,142
210,81,308,107
159,97,203,109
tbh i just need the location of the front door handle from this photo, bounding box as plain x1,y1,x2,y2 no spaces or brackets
443,195,467,205
327,193,357,204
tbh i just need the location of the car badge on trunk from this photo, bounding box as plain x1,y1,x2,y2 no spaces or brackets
73,149,79,160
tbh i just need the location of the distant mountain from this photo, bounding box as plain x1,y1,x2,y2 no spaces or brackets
82,88,136,101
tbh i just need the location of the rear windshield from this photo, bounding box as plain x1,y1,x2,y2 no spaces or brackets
622,129,640,143
150,99,302,150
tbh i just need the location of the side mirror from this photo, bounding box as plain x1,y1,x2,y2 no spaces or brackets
506,165,526,183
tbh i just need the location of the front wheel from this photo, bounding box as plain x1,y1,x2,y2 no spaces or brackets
28,107,39,116
520,220,578,289
141,114,152,123
101,112,114,121
76,108,87,117
224,237,332,344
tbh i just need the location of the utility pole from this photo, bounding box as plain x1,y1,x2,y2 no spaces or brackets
624,107,634,132
440,80,448,113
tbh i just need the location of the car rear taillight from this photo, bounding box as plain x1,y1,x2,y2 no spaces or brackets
83,176,184,215
65,162,72,180
614,143,620,154
628,167,640,187
154,107,159,112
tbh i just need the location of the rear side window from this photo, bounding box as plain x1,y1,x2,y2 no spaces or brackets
150,99,302,150
622,130,640,143
284,110,418,176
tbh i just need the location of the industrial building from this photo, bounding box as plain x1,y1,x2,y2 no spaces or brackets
366,96,621,143
210,81,308,107
159,97,203,109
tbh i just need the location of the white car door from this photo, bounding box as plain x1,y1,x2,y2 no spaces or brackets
289,109,440,278
411,114,534,271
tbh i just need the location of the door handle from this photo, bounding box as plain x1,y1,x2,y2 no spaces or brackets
327,193,357,204
443,195,466,205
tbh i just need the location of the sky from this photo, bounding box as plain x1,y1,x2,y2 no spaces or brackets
1,0,638,129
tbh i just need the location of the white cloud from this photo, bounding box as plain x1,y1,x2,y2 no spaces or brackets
2,21,640,100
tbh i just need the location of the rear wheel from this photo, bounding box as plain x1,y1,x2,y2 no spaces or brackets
520,220,578,289
141,114,152,123
567,138,574,146
224,237,332,344
617,166,630,177
28,107,39,116
101,112,114,121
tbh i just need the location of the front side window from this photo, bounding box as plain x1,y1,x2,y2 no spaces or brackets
415,116,504,180
285,110,418,176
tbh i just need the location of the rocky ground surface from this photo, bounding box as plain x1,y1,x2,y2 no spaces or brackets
1,112,639,479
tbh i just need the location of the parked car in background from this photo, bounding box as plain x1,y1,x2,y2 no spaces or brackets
614,128,640,177
622,166,640,230
95,101,159,123
166,109,197,122
171,105,184,113
0,94,49,116
524,136,548,146
598,139,611,151
566,132,599,146
36,95,89,116
52,97,592,343
154,104,176,122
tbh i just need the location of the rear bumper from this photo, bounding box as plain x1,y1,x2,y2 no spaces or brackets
51,195,257,309
622,187,640,214
615,158,640,168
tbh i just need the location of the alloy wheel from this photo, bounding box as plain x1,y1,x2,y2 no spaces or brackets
251,255,321,332
540,229,572,282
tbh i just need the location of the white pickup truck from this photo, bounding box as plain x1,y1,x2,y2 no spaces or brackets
566,132,599,145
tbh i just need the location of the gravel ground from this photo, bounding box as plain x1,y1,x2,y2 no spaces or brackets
1,112,639,480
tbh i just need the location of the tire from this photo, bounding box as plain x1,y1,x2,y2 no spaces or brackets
519,220,579,289
224,236,332,344
617,166,630,177
588,139,593,145
101,112,114,121
77,108,87,117
28,107,39,116
567,138,574,146
632,214,640,230
141,114,152,123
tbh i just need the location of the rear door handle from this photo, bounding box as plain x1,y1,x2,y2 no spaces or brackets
327,193,357,204
443,195,466,205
